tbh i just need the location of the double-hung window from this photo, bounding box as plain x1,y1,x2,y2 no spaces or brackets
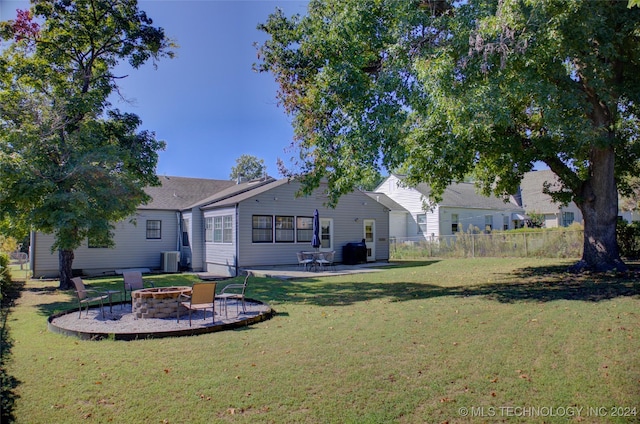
417,213,427,234
485,215,493,232
146,220,161,239
275,216,294,243
562,212,574,227
223,216,233,243
213,216,223,242
205,217,213,242
182,219,190,246
206,215,233,243
296,217,313,242
252,215,273,243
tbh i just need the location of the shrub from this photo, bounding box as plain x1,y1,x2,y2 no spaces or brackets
0,253,10,304
617,220,640,259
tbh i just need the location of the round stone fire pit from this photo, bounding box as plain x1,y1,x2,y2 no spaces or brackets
132,286,191,319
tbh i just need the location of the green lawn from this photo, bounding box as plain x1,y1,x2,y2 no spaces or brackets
4,258,640,423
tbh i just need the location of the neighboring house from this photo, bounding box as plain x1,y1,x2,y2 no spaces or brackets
31,176,390,278
518,170,583,228
519,169,640,226
374,174,525,240
364,192,408,244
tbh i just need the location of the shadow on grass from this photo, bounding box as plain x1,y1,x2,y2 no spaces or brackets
251,264,640,307
1,281,24,424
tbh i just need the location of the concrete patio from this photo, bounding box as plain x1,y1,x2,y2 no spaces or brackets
198,261,393,281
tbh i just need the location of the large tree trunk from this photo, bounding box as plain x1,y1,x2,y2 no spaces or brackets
571,147,627,273
58,249,75,290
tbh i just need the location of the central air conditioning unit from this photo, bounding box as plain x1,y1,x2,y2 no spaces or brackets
161,251,180,273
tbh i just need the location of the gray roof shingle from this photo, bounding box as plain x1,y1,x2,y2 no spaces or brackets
140,176,237,210
519,170,566,213
364,192,406,211
403,177,518,211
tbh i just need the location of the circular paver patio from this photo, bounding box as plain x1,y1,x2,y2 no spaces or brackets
48,298,274,341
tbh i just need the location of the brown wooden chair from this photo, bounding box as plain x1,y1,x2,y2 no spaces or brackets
71,277,108,318
177,282,217,326
217,272,251,318
122,271,154,302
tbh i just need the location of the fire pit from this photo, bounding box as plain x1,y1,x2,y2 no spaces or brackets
131,286,192,319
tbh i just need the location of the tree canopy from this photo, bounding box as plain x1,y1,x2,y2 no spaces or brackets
230,154,267,181
257,0,640,272
0,0,175,287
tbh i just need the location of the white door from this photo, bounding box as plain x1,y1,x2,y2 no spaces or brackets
320,218,333,251
363,219,375,261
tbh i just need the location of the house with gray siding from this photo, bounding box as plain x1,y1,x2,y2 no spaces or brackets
374,174,525,240
195,178,390,276
31,176,390,278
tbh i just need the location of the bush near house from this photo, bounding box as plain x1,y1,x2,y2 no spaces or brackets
617,220,640,259
1,252,19,423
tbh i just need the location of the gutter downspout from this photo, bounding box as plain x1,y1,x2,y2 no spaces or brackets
176,212,181,252
235,204,239,277
29,230,35,276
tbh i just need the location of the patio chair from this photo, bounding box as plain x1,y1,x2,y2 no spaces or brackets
122,271,155,302
316,251,335,271
71,277,108,318
296,251,314,271
217,271,251,318
177,282,217,326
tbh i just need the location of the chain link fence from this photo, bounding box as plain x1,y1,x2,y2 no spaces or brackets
390,230,583,260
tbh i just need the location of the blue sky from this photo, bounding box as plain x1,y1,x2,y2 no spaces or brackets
1,0,309,180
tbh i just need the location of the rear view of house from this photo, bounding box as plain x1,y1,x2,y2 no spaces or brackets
31,176,390,278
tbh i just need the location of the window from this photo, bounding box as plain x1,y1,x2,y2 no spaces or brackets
205,217,213,242
562,212,574,227
206,215,233,243
223,215,233,243
146,220,161,239
275,216,294,242
485,215,493,232
182,219,190,246
451,214,459,233
213,216,223,242
503,216,509,231
252,215,273,242
417,213,427,233
296,217,313,242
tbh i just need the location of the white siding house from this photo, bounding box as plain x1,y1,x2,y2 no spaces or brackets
374,174,525,240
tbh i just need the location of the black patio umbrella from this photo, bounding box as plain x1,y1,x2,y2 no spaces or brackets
311,209,321,250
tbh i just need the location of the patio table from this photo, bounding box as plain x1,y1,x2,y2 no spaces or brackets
302,251,327,271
